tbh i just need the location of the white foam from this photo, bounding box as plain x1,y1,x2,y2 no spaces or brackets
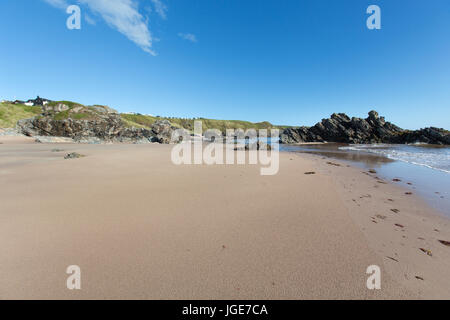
339,144,450,174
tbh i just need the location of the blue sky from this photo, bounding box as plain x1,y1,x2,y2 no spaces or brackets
0,0,449,129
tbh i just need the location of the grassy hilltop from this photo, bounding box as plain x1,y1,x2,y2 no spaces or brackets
0,101,289,132
121,113,287,132
0,102,42,128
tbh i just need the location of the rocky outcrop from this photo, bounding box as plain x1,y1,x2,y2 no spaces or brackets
280,111,449,145
233,141,272,151
399,127,450,145
64,152,85,159
17,113,178,144
150,120,175,144
246,141,272,150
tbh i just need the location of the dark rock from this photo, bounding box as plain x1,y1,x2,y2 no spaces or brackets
64,152,85,159
280,111,449,145
150,120,176,144
399,127,450,145
326,161,341,167
257,141,272,150
17,114,126,141
244,141,272,151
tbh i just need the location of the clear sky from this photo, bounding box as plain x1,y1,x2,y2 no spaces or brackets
0,0,449,129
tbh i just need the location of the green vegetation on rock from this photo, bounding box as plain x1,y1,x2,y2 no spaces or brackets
53,110,91,121
49,101,106,121
121,113,288,133
47,101,83,109
0,102,42,128
2,100,290,133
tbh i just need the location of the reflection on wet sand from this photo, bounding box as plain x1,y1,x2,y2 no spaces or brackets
281,143,450,216
281,143,394,167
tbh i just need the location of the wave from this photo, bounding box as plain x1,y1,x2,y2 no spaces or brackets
339,144,450,174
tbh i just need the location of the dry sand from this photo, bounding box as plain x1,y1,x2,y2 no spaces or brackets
0,138,449,299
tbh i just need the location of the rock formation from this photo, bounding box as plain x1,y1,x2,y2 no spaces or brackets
280,111,449,145
16,103,178,144
10,97,449,146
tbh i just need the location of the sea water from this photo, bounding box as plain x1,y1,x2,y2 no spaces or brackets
339,144,450,174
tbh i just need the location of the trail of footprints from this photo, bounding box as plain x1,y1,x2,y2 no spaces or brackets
344,166,449,284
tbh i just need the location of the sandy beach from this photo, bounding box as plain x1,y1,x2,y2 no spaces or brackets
1,138,449,299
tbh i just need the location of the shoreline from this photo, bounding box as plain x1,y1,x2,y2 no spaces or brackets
0,139,449,299
295,152,450,298
281,143,450,217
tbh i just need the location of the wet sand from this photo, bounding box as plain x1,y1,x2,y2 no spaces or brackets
0,139,449,299
284,143,450,216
